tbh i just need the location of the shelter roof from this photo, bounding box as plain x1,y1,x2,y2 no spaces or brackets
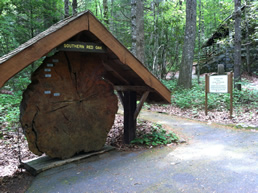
0,11,171,104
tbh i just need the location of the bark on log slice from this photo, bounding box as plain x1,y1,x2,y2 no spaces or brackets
20,52,118,159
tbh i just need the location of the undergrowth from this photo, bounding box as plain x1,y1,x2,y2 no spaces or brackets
131,123,178,146
0,92,22,130
0,75,30,132
162,78,258,111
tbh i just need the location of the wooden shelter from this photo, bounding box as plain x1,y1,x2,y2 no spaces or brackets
0,11,171,159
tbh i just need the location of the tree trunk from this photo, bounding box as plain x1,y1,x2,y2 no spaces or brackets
103,0,109,25
72,0,78,15
20,52,118,159
64,0,69,18
177,0,197,89
95,0,98,17
234,0,241,90
197,0,202,84
152,1,160,75
110,0,114,33
136,0,144,63
245,0,250,75
131,0,145,63
131,0,137,56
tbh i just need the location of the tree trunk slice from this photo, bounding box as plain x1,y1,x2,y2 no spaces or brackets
20,52,118,159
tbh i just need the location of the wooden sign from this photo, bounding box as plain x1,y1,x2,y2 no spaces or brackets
205,72,233,118
57,41,106,53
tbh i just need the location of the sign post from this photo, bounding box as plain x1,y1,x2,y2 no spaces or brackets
205,72,233,118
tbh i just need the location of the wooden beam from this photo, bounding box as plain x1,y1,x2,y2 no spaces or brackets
102,62,130,85
134,91,149,119
20,146,115,176
123,91,137,144
114,86,154,92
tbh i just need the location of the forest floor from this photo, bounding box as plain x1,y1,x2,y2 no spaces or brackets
155,72,258,129
0,115,156,193
0,74,257,192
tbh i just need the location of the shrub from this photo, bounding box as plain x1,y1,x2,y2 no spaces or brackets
131,123,178,146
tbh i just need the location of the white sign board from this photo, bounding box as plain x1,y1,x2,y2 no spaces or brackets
209,75,228,93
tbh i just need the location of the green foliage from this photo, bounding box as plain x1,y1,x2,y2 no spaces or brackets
0,92,21,129
0,0,255,134
0,0,63,56
131,123,178,146
0,71,31,130
201,0,234,39
233,84,258,108
163,78,258,110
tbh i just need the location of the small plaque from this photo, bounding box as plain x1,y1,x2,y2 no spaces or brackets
45,74,52,78
52,59,59,63
44,91,51,94
44,68,51,72
47,63,54,67
53,93,60,96
57,41,106,53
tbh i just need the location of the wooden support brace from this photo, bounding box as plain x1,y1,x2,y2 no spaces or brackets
114,86,154,92
134,91,149,119
117,91,125,108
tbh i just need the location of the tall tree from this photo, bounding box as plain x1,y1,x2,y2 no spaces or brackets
64,0,69,18
136,0,144,63
131,0,144,63
110,0,114,32
197,0,202,84
244,0,250,74
131,0,137,56
177,0,197,89
103,0,109,25
234,0,241,90
72,0,77,15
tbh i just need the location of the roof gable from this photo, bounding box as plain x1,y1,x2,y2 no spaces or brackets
0,11,171,104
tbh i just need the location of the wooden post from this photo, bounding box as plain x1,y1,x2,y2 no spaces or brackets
123,91,137,144
205,74,209,116
228,72,233,118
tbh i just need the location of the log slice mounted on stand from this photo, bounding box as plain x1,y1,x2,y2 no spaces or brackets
20,52,118,159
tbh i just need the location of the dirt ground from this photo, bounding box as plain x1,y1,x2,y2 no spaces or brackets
0,115,155,193
151,72,258,129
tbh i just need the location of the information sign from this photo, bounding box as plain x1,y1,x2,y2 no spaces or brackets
205,72,233,118
209,75,228,93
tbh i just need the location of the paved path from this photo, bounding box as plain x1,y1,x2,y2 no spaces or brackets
26,112,258,193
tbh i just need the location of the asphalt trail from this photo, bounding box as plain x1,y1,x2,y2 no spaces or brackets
26,111,258,193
